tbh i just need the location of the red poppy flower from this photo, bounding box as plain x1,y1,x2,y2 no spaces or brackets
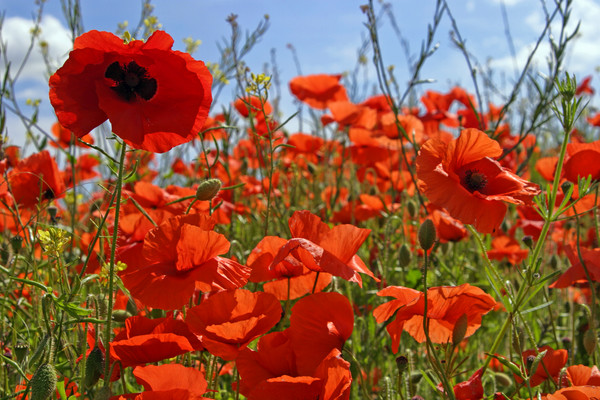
236,292,354,400
517,345,568,387
486,235,529,265
289,74,348,110
373,283,497,352
566,365,600,386
268,210,377,287
49,30,213,153
416,128,540,233
576,75,594,96
549,245,600,288
562,140,600,183
452,368,484,400
110,315,203,368
247,235,332,301
123,364,209,399
50,121,94,148
4,150,65,208
185,289,281,360
120,213,250,309
539,386,600,400
234,95,273,117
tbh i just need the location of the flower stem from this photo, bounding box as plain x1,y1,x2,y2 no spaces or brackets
102,143,127,388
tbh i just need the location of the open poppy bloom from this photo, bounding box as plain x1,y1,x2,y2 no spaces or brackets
185,289,281,360
268,210,378,287
119,213,250,309
373,283,497,352
416,128,540,233
4,150,65,208
289,74,348,110
236,292,354,400
49,30,213,153
562,139,600,183
517,345,568,387
539,386,600,400
114,364,209,399
110,315,203,368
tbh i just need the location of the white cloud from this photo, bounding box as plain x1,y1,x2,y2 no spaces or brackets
489,0,600,81
0,15,72,83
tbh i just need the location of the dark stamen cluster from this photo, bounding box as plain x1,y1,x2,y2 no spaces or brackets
463,169,487,192
105,61,157,102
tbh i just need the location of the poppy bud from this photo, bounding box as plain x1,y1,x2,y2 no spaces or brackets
407,200,418,218
550,255,560,270
30,363,57,400
418,219,436,251
196,178,222,201
561,180,572,195
10,235,23,254
396,355,409,373
452,313,468,345
525,355,536,372
494,372,512,387
84,346,105,388
112,309,131,323
522,235,533,250
399,243,412,267
583,328,597,355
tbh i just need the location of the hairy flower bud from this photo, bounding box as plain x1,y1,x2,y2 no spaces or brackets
30,363,56,400
196,178,222,201
418,219,436,251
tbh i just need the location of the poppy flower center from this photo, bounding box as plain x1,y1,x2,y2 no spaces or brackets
463,169,487,192
105,61,157,102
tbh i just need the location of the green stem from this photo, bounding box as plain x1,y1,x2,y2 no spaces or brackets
103,143,127,388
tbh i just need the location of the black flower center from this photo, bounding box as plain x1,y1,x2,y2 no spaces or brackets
105,61,157,102
463,169,487,192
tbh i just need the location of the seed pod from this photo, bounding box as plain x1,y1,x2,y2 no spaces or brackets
84,346,105,388
583,328,597,355
30,363,57,400
452,314,468,345
399,244,412,267
196,178,222,201
418,219,436,251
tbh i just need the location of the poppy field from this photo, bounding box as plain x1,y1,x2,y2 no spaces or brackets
2,1,600,399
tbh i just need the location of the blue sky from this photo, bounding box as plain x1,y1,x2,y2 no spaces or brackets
1,0,599,148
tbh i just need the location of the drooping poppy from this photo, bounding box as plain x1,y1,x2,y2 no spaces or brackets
119,213,250,309
49,30,213,153
416,128,540,233
373,283,497,352
289,74,348,110
185,289,281,360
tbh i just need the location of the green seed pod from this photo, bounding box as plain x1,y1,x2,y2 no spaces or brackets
452,313,468,345
407,200,418,218
583,328,597,355
84,346,105,388
30,363,57,400
418,219,436,251
494,372,512,388
196,178,222,201
399,243,412,267
14,343,29,364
